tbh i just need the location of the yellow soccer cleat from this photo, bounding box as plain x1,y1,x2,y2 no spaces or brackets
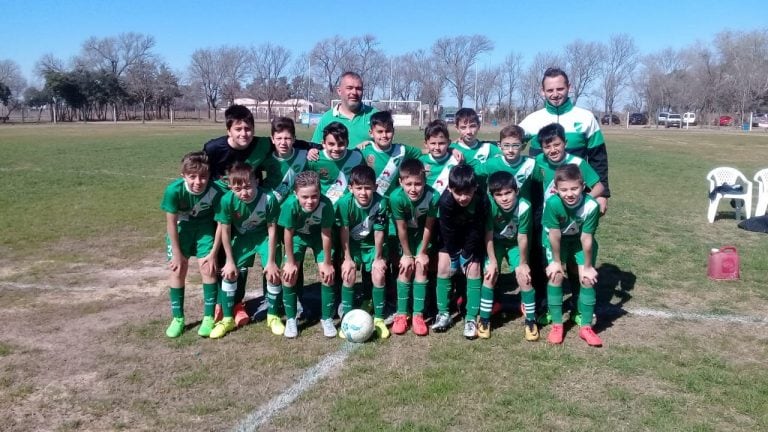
374,318,390,339
209,318,235,339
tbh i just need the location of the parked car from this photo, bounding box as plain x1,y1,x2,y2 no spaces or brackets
717,115,734,126
665,113,682,128
658,112,669,125
683,112,696,125
444,113,455,123
752,113,768,127
629,112,648,125
601,113,620,125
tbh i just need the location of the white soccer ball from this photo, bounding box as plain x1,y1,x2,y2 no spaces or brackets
340,309,374,343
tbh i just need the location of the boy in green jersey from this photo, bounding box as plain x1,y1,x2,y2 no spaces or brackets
420,120,461,194
476,125,536,202
160,152,224,338
337,165,390,339
279,171,337,338
542,164,603,347
481,171,536,341
261,117,312,203
450,108,501,169
533,123,605,205
389,159,439,336
212,162,282,338
306,122,364,206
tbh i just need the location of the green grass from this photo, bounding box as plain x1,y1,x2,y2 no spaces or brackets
1,123,768,431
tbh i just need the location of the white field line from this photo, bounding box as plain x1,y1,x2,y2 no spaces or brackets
231,342,361,432
0,166,173,180
611,306,768,325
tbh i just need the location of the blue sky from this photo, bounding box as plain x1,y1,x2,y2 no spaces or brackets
2,0,765,86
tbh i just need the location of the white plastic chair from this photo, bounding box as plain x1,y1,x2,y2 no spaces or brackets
706,167,752,222
754,168,768,217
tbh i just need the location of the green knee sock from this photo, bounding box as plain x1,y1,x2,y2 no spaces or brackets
521,289,536,321
341,284,355,316
266,283,282,316
234,269,248,304
202,283,217,317
373,285,385,319
465,277,481,320
169,287,184,318
396,280,412,314
436,277,451,315
221,279,237,318
547,284,564,324
321,284,335,320
479,284,494,320
283,285,297,319
413,281,427,314
577,286,596,326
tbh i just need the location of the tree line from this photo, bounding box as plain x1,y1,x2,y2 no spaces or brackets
0,29,766,124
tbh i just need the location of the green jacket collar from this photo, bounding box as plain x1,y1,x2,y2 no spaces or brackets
545,97,574,115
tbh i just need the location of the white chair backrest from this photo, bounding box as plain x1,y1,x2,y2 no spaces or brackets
755,168,768,191
707,167,747,187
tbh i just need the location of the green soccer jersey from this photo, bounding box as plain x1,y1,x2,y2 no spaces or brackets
360,142,423,196
486,197,531,248
243,136,276,170
542,194,600,246
161,178,223,227
450,140,501,166
420,153,461,194
278,194,335,242
215,187,280,240
261,148,309,203
533,153,601,203
477,155,536,200
306,149,364,205
311,104,379,146
336,192,388,249
390,185,440,240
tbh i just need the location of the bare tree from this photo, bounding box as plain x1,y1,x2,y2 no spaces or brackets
350,35,387,100
431,35,493,108
80,33,156,77
502,52,522,122
715,29,768,119
310,36,355,104
188,48,226,121
391,53,420,101
252,43,292,117
599,34,639,115
475,66,502,123
519,52,563,114
125,59,159,123
564,40,605,104
219,46,250,107
412,50,443,121
0,59,27,117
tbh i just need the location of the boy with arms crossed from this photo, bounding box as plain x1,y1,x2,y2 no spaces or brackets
260,117,312,203
161,152,223,338
307,122,365,206
279,171,336,338
212,162,282,338
336,165,390,339
543,164,603,347
434,164,489,339
420,120,461,195
389,159,440,336
482,171,536,340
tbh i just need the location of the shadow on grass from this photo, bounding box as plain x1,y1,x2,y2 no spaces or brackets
593,262,636,333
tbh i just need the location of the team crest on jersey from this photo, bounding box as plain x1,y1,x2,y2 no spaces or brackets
366,155,375,166
574,122,583,133
318,168,329,179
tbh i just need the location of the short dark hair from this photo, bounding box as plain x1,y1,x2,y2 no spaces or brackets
488,171,518,195
542,67,570,87
226,161,255,187
424,119,450,141
339,71,363,84
225,105,255,129
271,117,296,137
455,108,480,126
554,164,583,186
538,123,566,146
399,158,426,180
322,122,349,147
180,151,210,175
370,111,394,130
349,164,376,186
294,170,320,191
499,124,525,142
448,163,477,192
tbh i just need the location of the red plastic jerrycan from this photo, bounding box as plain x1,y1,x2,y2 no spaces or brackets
707,246,740,280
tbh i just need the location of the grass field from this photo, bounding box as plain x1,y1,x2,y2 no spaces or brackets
1,122,767,431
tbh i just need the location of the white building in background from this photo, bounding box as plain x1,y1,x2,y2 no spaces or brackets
231,98,324,119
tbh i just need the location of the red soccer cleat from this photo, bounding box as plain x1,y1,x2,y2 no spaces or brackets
547,324,564,344
578,326,603,347
234,303,250,327
391,314,409,335
412,315,428,336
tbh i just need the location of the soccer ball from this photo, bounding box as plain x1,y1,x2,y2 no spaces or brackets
340,309,374,343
